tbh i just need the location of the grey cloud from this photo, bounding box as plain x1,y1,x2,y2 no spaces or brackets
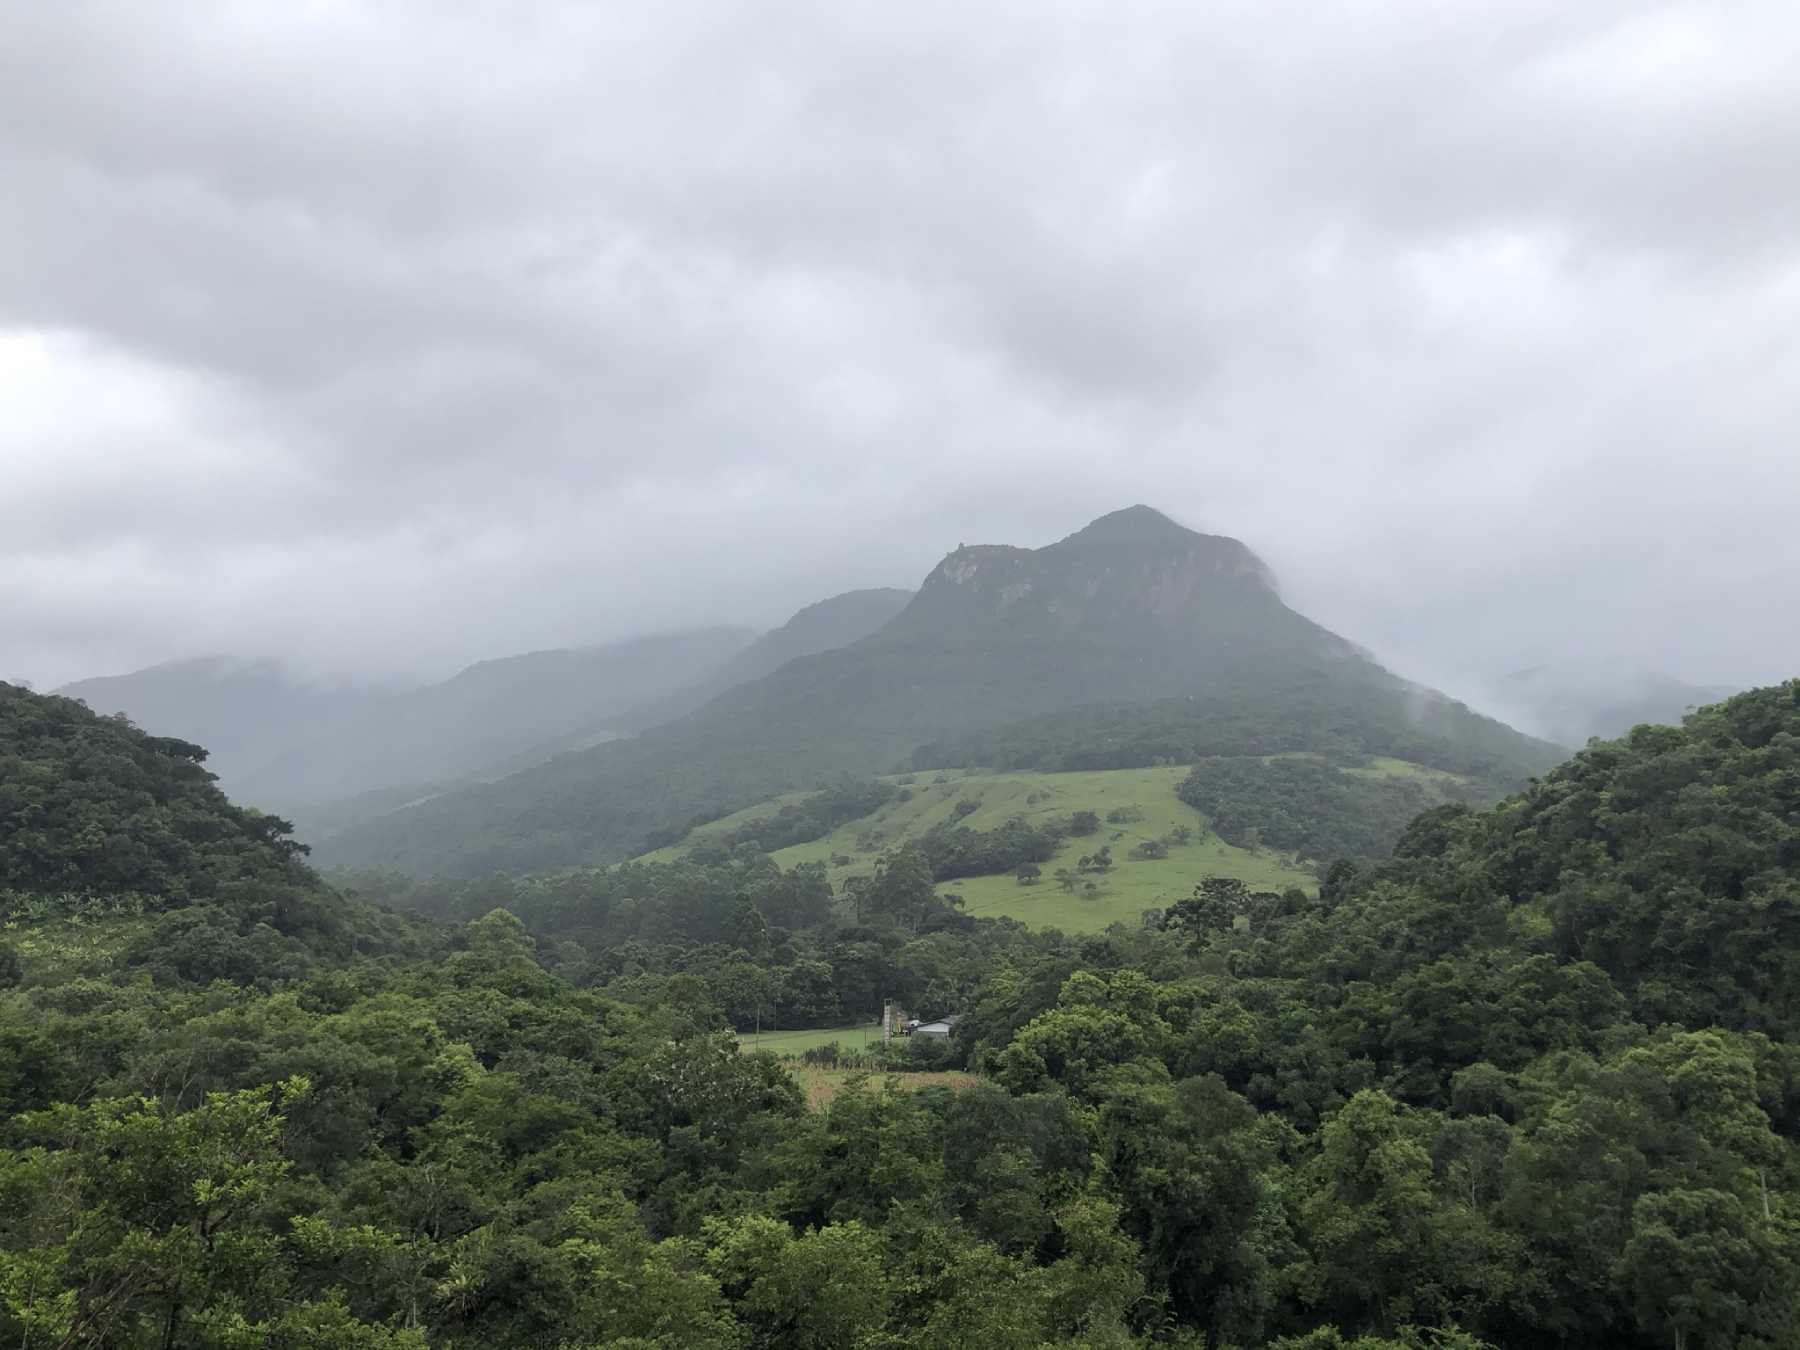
3,0,1799,702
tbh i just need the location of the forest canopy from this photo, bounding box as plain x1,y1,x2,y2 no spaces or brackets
1,679,1797,1347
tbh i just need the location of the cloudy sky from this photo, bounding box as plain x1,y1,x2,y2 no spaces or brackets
5,0,1799,704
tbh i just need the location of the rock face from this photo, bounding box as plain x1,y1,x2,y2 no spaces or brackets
876,505,1360,692
901,507,1284,631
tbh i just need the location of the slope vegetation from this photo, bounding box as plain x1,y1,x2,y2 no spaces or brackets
7,677,1797,1347
320,507,1556,876
0,681,419,982
1,680,315,900
650,765,1322,931
619,587,914,730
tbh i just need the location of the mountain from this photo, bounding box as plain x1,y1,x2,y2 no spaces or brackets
57,628,756,815
318,506,1559,876
619,588,914,730
1484,664,1737,746
53,656,371,793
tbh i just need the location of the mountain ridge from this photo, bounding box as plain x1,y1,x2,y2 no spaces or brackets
57,627,757,814
617,587,915,731
316,506,1558,876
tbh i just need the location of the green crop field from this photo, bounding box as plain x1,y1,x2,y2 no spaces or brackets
735,1023,885,1056
653,764,1319,933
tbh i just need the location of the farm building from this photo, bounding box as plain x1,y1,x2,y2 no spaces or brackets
912,1015,961,1039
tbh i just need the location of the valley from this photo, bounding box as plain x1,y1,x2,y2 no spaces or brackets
13,8,1797,1341
316,507,1558,876
8,508,1792,1350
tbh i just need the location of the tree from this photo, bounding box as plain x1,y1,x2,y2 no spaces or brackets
868,846,942,934
1097,1072,1277,1341
1297,1090,1517,1333
707,1216,891,1349
727,896,770,955
0,1077,421,1348
1622,1188,1800,1350
1015,861,1042,886
550,1190,736,1348
1163,875,1253,944
1038,1194,1144,1341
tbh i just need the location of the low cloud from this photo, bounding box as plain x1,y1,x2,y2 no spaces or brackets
5,0,1798,699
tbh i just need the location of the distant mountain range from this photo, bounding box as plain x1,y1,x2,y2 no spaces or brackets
56,630,753,816
56,585,925,828
616,589,915,731
315,506,1562,876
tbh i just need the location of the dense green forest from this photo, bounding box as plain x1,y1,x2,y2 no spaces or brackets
911,679,1562,782
3,678,1798,1347
1172,756,1481,862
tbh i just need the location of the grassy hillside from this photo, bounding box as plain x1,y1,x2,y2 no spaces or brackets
648,764,1322,932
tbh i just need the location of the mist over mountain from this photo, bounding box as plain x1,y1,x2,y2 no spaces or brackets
52,657,374,796
13,7,1800,1346
1480,665,1739,747
317,507,1556,876
58,628,756,815
618,587,914,730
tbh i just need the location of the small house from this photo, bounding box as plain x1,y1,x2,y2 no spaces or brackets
912,1014,961,1039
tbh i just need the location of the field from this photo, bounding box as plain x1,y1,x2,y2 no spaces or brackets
787,1068,982,1110
947,832,1311,930
1343,755,1470,784
652,764,1319,932
735,1023,884,1055
733,1024,981,1108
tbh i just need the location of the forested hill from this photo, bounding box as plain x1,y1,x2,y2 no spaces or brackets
4,669,1799,1344
0,680,415,972
911,679,1557,780
317,506,1558,876
1370,676,1800,1037
1,680,316,899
